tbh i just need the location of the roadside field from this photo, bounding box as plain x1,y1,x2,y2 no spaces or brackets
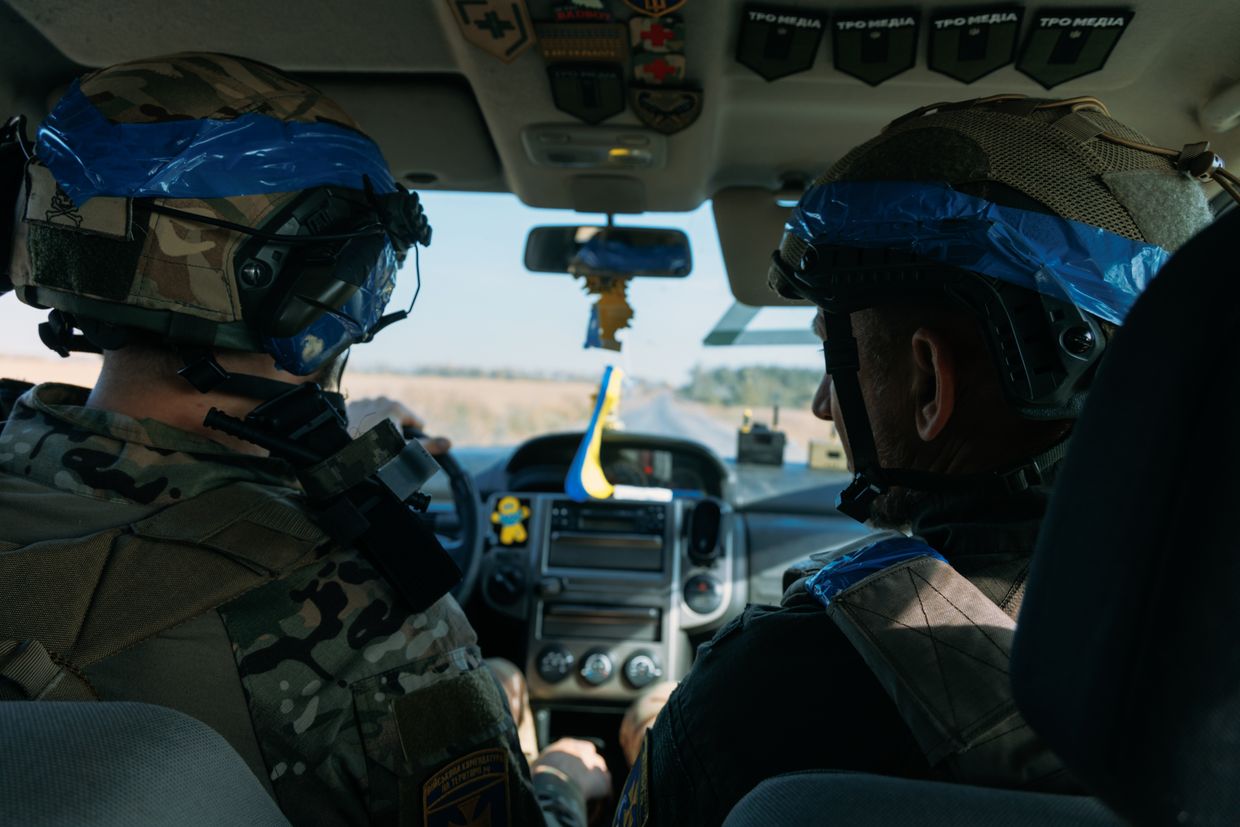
0,356,834,461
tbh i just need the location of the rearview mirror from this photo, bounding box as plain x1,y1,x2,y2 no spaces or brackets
524,225,692,278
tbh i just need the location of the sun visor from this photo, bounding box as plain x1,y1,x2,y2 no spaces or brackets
713,187,804,307
309,76,503,191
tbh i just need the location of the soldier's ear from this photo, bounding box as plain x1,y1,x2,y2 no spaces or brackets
909,327,956,442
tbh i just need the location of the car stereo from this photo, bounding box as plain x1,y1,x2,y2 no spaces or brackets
547,500,666,572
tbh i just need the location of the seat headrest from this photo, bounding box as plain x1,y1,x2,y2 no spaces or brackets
1012,210,1240,827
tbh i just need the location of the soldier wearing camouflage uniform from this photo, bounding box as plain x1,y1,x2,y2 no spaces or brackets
0,53,604,826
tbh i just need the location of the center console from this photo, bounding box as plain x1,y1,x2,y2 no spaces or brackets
479,492,744,704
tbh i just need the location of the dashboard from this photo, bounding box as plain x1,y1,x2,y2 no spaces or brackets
480,492,741,703
471,431,870,709
497,432,729,498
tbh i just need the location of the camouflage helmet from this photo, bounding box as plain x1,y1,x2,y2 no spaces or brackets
3,52,423,376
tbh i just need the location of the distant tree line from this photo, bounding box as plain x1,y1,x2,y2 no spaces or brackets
359,364,662,391
678,365,820,408
363,364,599,383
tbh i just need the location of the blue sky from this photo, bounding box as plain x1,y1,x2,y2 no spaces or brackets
0,192,820,385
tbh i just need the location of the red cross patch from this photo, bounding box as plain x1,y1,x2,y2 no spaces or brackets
633,53,686,85
630,16,685,54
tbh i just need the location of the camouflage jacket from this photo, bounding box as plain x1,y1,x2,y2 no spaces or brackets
0,383,581,827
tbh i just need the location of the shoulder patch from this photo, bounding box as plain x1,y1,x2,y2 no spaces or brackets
424,747,510,827
613,733,650,827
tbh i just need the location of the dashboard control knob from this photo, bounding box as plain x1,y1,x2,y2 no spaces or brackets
486,564,525,606
536,646,574,684
536,577,565,597
684,574,723,615
623,652,663,689
579,650,614,686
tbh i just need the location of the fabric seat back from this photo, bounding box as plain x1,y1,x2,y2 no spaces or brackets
721,772,1121,826
0,701,289,826
1012,210,1240,826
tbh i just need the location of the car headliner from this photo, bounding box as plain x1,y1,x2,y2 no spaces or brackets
3,0,1238,305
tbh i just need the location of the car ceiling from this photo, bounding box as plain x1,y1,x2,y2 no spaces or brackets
3,0,1240,306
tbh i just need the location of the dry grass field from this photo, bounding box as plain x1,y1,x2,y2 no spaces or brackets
0,355,597,446
342,372,596,444
0,356,833,459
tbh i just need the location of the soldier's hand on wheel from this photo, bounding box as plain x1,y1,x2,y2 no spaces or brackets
532,737,613,801
345,396,451,454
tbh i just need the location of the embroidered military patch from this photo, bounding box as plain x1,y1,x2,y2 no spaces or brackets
447,0,536,63
622,0,687,17
537,22,628,62
928,7,1023,83
736,4,827,81
833,9,920,86
630,86,702,134
24,163,132,239
424,747,511,827
1017,9,1134,89
630,16,684,53
612,732,650,826
553,0,614,22
632,53,686,85
548,64,627,124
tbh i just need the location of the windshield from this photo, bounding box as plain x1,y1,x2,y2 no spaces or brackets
346,192,825,462
0,191,834,465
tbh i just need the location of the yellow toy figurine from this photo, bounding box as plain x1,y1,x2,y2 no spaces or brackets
491,496,531,545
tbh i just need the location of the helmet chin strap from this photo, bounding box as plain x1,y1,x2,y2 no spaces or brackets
822,310,1070,524
177,350,346,416
36,309,345,413
822,310,890,522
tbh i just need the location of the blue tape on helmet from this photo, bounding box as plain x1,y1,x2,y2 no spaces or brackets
806,535,947,607
787,180,1172,325
37,80,397,205
264,241,400,375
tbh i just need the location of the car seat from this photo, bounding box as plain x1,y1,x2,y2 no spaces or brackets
0,701,290,826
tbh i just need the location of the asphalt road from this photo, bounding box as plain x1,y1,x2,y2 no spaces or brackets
622,391,809,463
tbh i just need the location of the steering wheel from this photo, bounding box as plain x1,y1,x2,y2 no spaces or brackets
406,428,484,604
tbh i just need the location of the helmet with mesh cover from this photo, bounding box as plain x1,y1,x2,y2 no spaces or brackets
2,52,428,384
772,95,1213,285
767,95,1219,522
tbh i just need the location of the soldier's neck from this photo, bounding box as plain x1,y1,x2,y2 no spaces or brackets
86,354,284,457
